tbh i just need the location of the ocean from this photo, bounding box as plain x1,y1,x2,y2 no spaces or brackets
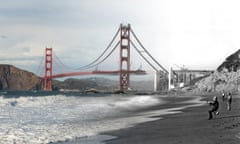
0,91,204,144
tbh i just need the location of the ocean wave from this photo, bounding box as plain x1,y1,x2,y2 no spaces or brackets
0,94,163,143
110,95,161,111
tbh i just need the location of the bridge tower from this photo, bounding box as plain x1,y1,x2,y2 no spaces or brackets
43,48,53,91
119,24,131,91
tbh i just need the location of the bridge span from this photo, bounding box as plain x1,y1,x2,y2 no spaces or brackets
170,69,214,88
42,24,168,91
41,24,213,92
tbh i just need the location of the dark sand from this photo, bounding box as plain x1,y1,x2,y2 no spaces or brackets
55,94,240,144
103,94,240,144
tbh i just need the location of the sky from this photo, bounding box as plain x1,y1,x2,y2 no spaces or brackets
1,0,240,77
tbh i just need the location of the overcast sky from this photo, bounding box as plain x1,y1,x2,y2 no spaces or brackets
1,0,240,77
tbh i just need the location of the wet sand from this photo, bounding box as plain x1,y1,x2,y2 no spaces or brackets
103,94,240,144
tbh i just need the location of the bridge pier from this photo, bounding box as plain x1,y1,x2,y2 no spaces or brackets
154,70,169,92
154,71,160,91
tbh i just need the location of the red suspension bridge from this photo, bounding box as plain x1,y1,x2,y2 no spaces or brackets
42,24,168,91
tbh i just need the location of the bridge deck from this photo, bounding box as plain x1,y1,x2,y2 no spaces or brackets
49,70,146,78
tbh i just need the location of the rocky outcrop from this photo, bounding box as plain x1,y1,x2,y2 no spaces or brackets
194,49,240,93
217,49,240,72
0,64,41,90
194,71,240,92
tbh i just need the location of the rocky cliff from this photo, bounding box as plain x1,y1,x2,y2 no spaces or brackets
0,64,41,90
194,49,240,93
217,49,240,72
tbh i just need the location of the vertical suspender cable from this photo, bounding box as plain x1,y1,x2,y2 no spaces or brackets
130,29,168,73
76,27,121,70
130,40,158,71
84,41,120,70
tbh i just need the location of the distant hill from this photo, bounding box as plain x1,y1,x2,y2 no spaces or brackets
0,64,41,90
53,77,118,91
53,77,154,91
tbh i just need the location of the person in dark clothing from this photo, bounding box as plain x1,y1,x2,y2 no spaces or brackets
207,96,219,120
227,93,232,111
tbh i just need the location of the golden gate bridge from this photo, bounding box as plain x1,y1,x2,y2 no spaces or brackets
41,24,169,91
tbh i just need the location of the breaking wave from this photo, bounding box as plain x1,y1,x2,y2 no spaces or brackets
0,94,162,143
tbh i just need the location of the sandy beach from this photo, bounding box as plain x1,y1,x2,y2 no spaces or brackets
102,93,240,144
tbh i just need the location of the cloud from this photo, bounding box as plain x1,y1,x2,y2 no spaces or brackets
0,35,7,39
1,0,240,76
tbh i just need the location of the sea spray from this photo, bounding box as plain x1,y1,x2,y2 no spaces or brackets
0,94,162,143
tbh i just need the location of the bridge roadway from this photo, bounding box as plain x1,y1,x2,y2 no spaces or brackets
50,69,146,79
173,69,214,75
171,69,214,86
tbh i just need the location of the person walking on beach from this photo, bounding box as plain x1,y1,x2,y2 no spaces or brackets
207,96,219,120
222,92,225,101
227,93,232,111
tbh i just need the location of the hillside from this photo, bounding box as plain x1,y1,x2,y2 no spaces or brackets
217,49,240,72
194,49,240,93
53,77,117,91
0,64,41,90
53,77,154,91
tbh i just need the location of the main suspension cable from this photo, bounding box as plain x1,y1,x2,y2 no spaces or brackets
130,29,168,73
46,26,121,72
75,27,121,70
82,41,120,70
35,55,44,77
130,40,158,71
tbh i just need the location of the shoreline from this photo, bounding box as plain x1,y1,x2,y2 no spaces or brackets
56,94,210,144
102,94,240,144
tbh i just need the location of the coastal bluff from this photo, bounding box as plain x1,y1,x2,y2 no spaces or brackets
0,64,41,90
194,49,240,93
217,49,240,72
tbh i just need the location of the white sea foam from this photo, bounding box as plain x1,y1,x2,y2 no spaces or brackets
0,94,205,143
110,95,162,111
0,94,163,143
